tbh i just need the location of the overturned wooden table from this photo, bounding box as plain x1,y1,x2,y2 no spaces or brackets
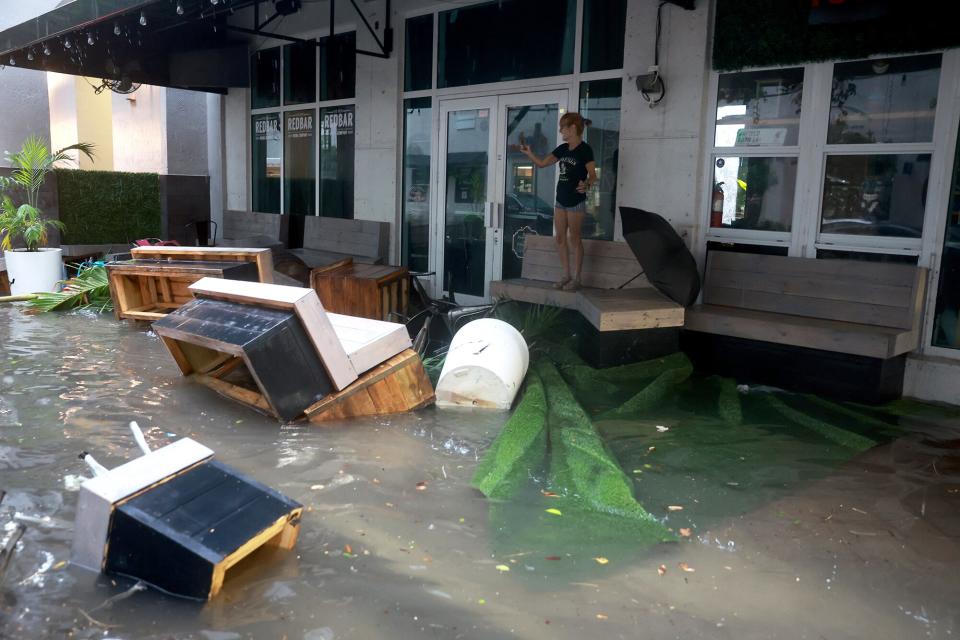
153,278,434,423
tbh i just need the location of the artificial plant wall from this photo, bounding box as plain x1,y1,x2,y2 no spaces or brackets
713,0,960,71
55,169,161,245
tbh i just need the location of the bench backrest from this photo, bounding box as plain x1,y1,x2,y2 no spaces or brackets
302,216,389,261
223,210,283,241
519,236,651,289
703,251,926,330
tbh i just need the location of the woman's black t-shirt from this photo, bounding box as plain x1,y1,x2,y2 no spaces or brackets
551,142,594,207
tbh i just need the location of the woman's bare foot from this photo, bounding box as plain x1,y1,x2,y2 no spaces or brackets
562,278,581,291
553,275,572,289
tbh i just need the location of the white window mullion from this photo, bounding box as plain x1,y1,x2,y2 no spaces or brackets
794,62,831,257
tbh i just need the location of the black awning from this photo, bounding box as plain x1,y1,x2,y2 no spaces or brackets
0,0,252,92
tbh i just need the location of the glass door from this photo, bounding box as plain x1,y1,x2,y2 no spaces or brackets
435,91,567,303
437,96,498,305
496,92,565,281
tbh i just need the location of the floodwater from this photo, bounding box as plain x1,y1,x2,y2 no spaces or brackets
1,304,959,640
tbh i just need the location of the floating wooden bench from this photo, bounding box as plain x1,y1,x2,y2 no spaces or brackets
490,236,684,331
153,278,432,423
683,251,928,402
130,246,274,283
107,259,260,321
310,258,409,321
72,437,302,600
291,216,390,268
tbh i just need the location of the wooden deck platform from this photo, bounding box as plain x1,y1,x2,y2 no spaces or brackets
490,237,684,331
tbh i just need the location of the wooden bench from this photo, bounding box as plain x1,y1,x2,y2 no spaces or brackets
684,251,928,402
221,210,285,250
490,236,684,332
291,216,390,268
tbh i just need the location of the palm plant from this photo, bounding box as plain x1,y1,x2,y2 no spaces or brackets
0,135,95,251
25,264,113,313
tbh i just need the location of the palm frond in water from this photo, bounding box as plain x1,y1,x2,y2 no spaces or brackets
26,265,113,313
495,302,565,343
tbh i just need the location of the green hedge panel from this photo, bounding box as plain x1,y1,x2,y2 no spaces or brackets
713,1,960,71
56,169,161,244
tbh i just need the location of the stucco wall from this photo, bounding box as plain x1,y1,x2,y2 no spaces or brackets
111,85,166,173
166,88,209,176
224,88,247,212
46,72,78,163
0,68,53,162
75,77,114,170
619,0,711,244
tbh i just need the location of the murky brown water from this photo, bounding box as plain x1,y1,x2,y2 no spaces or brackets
1,304,959,639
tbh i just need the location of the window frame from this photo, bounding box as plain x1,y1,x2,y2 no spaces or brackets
396,0,626,276
248,27,357,217
701,50,960,360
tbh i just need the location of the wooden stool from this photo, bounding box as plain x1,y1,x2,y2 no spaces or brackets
310,258,409,321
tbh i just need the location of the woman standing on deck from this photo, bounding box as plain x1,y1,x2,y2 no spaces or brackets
520,112,597,291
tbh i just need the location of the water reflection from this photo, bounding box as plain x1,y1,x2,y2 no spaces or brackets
0,305,958,639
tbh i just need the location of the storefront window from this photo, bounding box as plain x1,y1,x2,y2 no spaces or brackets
319,31,356,101
580,79,621,241
405,15,433,92
581,0,626,72
437,0,575,89
251,113,281,213
319,105,355,219
251,47,280,109
932,133,960,350
712,157,797,232
715,68,804,147
828,54,940,145
820,154,929,238
283,40,316,106
402,98,432,272
284,109,316,215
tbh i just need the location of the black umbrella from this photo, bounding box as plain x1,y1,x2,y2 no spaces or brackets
618,206,701,307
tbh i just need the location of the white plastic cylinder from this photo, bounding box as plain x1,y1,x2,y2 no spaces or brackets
4,248,64,295
436,318,529,410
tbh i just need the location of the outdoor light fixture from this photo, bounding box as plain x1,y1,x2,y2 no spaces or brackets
64,37,72,49
87,32,95,46
114,23,121,36
211,0,219,5
26,49,34,61
139,11,147,26
176,1,184,15
43,43,51,56
8,57,15,66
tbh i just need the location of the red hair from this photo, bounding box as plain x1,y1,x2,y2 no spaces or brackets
560,112,591,136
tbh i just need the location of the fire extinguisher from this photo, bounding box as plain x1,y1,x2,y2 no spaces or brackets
711,182,724,228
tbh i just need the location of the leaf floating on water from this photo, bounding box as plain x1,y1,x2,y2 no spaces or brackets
678,562,695,572
596,613,608,620
53,560,67,570
545,508,562,516
667,505,684,512
416,481,428,491
656,425,669,432
679,528,692,538
343,544,353,554
541,490,559,497
545,555,562,561
657,564,667,576
495,564,510,572
594,557,609,565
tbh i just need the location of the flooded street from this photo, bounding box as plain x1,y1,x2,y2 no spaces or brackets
1,304,959,639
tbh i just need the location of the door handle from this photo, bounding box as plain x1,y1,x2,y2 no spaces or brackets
484,202,504,229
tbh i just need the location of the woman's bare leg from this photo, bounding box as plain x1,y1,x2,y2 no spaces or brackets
554,208,571,283
567,211,585,283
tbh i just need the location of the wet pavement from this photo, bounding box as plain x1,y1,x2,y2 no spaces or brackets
1,304,959,639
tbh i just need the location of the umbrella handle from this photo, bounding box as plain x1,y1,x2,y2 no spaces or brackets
617,270,645,290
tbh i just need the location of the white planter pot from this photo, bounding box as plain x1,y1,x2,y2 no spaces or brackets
4,248,64,295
